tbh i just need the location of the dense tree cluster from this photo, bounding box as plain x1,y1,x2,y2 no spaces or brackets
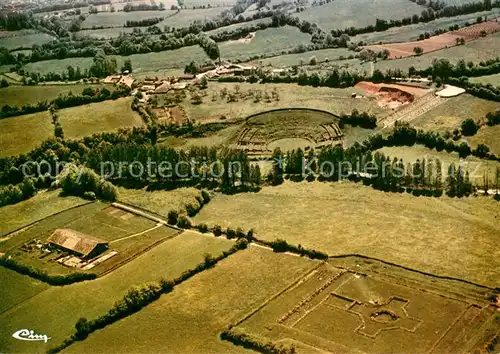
0,177,37,206
486,110,500,126
123,3,165,11
339,109,377,129
125,17,163,28
56,163,118,201
0,12,34,31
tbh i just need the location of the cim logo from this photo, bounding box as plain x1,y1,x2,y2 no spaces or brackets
12,329,50,343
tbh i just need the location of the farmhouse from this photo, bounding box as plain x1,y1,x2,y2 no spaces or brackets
47,229,109,259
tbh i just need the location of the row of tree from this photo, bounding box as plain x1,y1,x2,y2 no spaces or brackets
0,84,130,119
125,17,163,28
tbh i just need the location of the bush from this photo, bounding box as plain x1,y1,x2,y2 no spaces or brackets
83,191,96,200
201,190,211,203
461,118,479,136
185,203,197,217
226,228,236,239
167,210,178,225
212,224,222,236
196,223,209,233
177,215,192,229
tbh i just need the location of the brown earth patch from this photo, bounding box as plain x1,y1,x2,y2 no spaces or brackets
152,105,187,124
355,81,430,108
365,19,500,59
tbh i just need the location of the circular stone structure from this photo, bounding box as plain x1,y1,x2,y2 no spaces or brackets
234,108,344,156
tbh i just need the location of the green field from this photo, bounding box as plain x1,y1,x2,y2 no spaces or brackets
65,246,316,353
75,27,136,39
0,267,50,314
24,46,209,74
376,145,500,183
194,181,500,286
0,32,55,50
296,0,424,32
0,111,53,157
0,190,88,236
465,125,500,155
374,32,500,72
57,97,144,139
80,8,224,29
258,47,353,67
0,230,234,353
219,26,312,61
184,82,386,122
117,186,206,216
470,73,500,86
80,10,175,28
0,84,112,106
412,94,500,132
350,9,500,45
206,17,272,35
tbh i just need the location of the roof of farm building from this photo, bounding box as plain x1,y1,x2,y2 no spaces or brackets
47,229,108,257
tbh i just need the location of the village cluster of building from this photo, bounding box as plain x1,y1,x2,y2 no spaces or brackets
103,62,257,96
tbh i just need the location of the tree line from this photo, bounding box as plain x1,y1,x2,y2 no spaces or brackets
125,17,163,28
0,84,130,119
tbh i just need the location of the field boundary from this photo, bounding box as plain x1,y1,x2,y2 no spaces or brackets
327,253,498,291
244,107,341,122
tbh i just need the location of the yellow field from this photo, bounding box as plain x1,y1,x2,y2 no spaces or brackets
412,94,499,132
0,231,234,353
0,111,53,157
58,97,144,139
465,125,500,155
194,181,500,286
116,187,204,216
184,83,387,122
376,145,500,184
66,247,317,353
0,190,87,236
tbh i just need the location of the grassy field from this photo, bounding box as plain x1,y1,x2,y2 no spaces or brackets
0,111,53,157
0,230,234,353
117,186,205,216
57,97,144,139
219,26,311,61
75,27,136,39
411,94,499,132
376,145,500,183
80,10,176,28
296,0,424,32
206,17,272,35
236,261,496,353
374,32,500,72
465,125,500,155
184,82,387,121
0,267,50,314
470,72,500,86
0,190,88,237
24,46,209,74
258,48,353,67
0,84,112,106
0,32,54,50
194,181,500,286
351,9,500,45
159,124,242,148
81,8,224,29
65,246,316,353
